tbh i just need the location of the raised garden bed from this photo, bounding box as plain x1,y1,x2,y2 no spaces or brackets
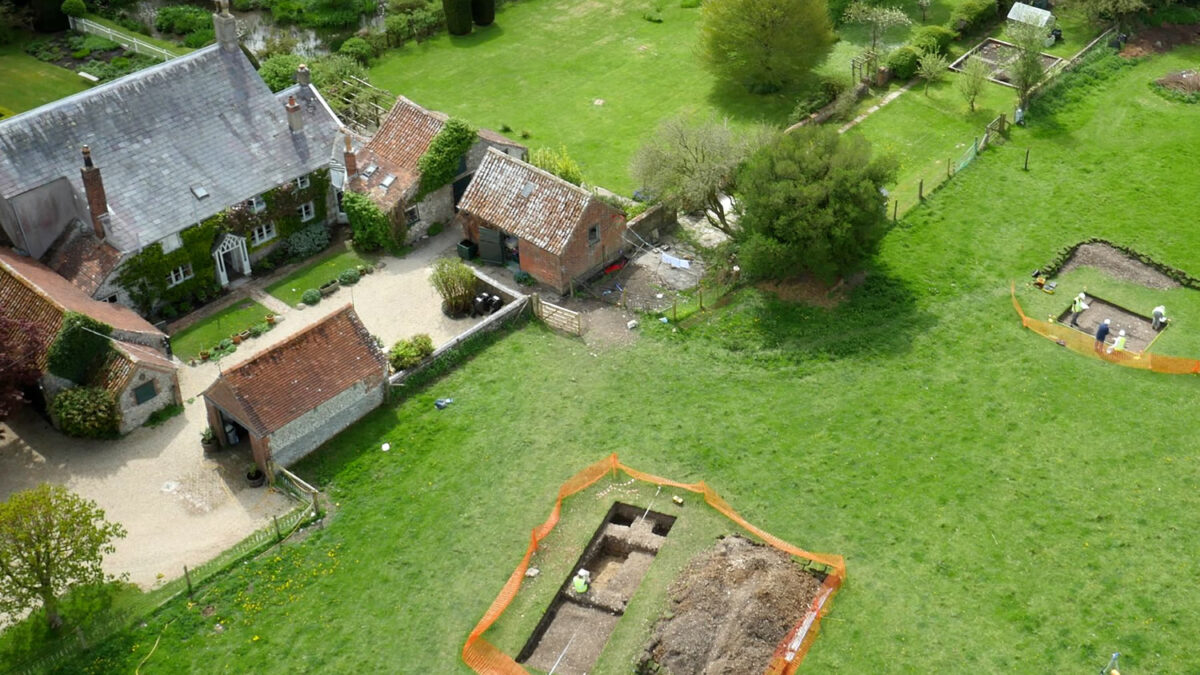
950,38,1064,88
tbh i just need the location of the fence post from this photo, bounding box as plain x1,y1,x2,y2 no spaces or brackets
1024,148,1030,171
946,158,951,178
311,490,320,517
893,199,898,222
672,299,677,322
918,179,924,200
273,515,282,543
698,287,704,311
184,565,193,597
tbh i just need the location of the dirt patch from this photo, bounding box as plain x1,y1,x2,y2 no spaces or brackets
1121,23,1200,58
1156,69,1200,94
757,272,866,309
951,38,1063,86
1057,296,1161,352
638,535,823,675
1058,242,1181,290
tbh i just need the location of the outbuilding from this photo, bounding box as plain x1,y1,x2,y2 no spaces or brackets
457,148,627,294
201,305,388,472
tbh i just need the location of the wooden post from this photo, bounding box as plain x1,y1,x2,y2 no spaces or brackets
946,158,951,178
918,179,924,200
1000,113,1007,133
698,287,704,311
184,565,193,597
273,515,282,543
892,199,898,222
672,299,677,322
311,490,320,517
620,287,626,308
1024,148,1030,171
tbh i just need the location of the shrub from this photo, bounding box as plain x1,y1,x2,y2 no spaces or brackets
159,304,178,320
47,312,113,385
286,222,331,260
886,45,921,80
233,0,253,9
384,13,411,45
426,222,444,236
790,75,847,121
409,3,445,39
61,0,86,18
530,145,584,185
301,288,322,305
910,25,955,56
155,5,210,34
417,118,477,198
948,0,996,34
258,53,304,92
71,47,90,59
830,86,860,121
248,322,268,337
514,270,536,286
183,28,214,48
443,0,471,34
339,267,361,285
430,257,477,314
82,35,120,51
471,0,493,25
388,333,435,370
52,387,120,439
339,36,373,64
143,403,183,428
343,192,392,251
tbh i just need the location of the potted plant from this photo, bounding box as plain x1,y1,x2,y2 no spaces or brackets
199,349,211,361
246,464,266,488
201,426,218,453
319,278,340,297
265,313,276,325
237,329,252,342
231,333,243,345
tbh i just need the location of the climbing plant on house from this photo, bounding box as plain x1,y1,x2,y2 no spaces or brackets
416,118,476,200
343,192,394,252
46,313,114,385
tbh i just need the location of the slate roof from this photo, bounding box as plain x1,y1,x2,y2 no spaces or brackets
0,247,171,387
0,44,341,254
457,148,603,256
202,306,387,436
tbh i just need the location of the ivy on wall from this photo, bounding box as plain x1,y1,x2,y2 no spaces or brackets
116,169,331,314
416,119,476,200
46,312,114,384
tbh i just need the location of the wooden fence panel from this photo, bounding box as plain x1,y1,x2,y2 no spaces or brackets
532,294,583,336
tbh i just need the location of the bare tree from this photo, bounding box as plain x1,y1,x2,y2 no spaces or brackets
630,116,777,237
843,2,912,51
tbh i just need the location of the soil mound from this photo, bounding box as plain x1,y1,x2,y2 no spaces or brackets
638,535,822,675
1059,242,1181,290
1121,23,1200,58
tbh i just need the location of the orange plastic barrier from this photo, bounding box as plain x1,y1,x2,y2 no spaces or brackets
462,454,846,675
1011,282,1200,375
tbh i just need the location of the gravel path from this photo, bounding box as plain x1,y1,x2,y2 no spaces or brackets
0,229,479,590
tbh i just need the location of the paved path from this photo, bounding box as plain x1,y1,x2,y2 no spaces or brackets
0,230,479,589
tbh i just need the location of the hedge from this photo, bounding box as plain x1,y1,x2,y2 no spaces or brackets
52,387,120,439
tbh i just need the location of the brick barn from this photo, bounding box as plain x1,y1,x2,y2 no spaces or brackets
201,305,388,472
457,148,626,294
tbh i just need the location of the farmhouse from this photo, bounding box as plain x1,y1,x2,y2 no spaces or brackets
340,96,526,241
457,148,627,294
202,306,388,472
0,5,342,317
0,247,180,433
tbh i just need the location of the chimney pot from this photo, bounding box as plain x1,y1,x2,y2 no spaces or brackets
296,64,311,87
79,146,108,240
286,95,303,133
343,134,358,177
212,0,239,52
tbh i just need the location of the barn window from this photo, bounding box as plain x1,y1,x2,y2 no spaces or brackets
133,381,157,405
587,224,600,245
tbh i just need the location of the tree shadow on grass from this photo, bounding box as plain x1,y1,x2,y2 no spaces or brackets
705,79,798,126
446,23,507,47
678,268,938,364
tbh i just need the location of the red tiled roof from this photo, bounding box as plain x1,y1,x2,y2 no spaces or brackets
45,230,124,295
0,247,163,337
94,341,176,393
354,96,446,208
202,306,387,437
458,148,614,256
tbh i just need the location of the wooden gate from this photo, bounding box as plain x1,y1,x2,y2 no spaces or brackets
478,226,504,265
532,294,583,336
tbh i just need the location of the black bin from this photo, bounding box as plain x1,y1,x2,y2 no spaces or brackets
457,239,478,260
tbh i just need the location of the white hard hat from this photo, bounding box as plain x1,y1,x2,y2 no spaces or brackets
1103,319,1111,324
1078,292,1086,299
1119,330,1126,336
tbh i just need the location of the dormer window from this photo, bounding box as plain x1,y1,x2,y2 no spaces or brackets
295,174,311,190
250,195,267,213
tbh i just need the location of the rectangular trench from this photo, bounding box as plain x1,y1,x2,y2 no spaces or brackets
517,502,676,675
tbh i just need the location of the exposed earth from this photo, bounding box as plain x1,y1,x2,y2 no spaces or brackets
1057,242,1181,289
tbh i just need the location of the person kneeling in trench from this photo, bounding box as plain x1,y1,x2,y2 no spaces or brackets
572,569,591,594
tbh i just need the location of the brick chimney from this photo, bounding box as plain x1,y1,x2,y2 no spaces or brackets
285,95,302,133
212,0,238,53
79,146,108,239
343,132,357,177
296,63,311,87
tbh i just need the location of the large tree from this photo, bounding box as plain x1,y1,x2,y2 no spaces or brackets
842,2,911,52
735,126,898,281
0,309,46,432
631,116,776,237
698,0,833,94
0,484,127,629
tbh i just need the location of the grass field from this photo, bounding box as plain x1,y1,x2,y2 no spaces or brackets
168,299,272,361
0,38,90,115
24,46,1200,674
264,250,374,306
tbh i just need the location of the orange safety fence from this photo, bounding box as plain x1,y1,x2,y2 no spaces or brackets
1011,282,1200,375
462,453,847,675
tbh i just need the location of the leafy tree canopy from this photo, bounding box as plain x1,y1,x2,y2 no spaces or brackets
698,0,833,94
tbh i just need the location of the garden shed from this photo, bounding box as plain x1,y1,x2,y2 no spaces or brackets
1007,2,1055,28
201,305,388,473
457,149,627,294
0,246,180,433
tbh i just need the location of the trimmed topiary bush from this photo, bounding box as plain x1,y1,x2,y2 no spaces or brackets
471,0,493,26
339,267,361,285
61,0,86,18
301,288,322,305
443,0,471,35
52,387,120,439
886,46,921,81
389,333,435,370
339,36,374,64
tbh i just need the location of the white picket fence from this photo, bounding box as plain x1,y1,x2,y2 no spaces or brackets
68,16,178,62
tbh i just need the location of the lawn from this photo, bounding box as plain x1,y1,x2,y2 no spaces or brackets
24,46,1200,674
81,14,194,56
169,299,272,361
264,249,374,306
0,37,90,116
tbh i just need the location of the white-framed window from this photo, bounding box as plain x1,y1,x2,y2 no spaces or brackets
166,263,193,288
250,222,277,246
587,224,600,245
298,201,315,222
404,205,420,224
160,233,183,254
295,174,311,190
250,195,267,213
